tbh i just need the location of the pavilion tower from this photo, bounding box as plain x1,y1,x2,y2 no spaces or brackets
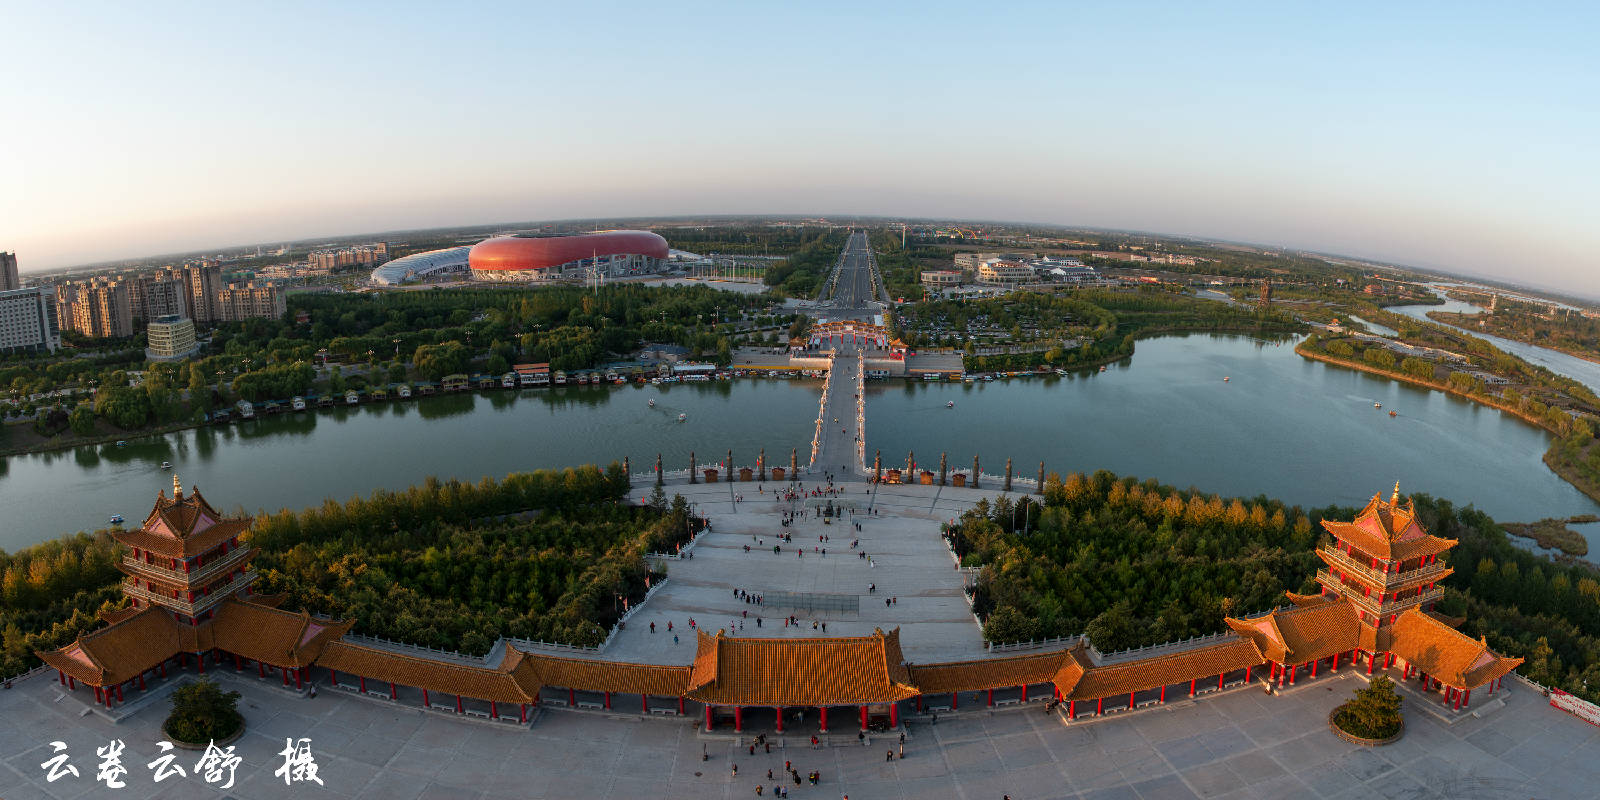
1313,483,1455,632
114,474,260,624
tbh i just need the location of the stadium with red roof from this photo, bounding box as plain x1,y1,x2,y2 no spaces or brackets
468,230,670,282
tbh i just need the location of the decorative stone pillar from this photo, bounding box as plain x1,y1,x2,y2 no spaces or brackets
655,454,663,487
623,457,630,484
907,450,914,476
1037,462,1045,495
727,450,734,482
791,448,797,476
1005,458,1012,491
873,450,882,483
972,456,980,489
690,451,697,484
758,448,766,482
939,453,947,486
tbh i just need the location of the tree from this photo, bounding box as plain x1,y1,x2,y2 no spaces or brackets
984,606,1038,643
93,386,152,429
389,362,408,383
164,679,244,744
68,404,96,436
1332,676,1403,739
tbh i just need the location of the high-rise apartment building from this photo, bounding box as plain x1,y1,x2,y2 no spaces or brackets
185,263,223,323
133,273,189,320
0,286,59,353
0,252,18,291
59,278,135,338
216,281,286,322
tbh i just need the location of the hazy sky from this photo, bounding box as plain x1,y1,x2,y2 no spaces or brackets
3,2,1597,294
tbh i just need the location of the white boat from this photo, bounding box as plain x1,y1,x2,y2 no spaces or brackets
1374,402,1382,408
109,514,124,525
1099,365,1107,372
678,413,687,422
159,461,172,470
1223,377,1230,382
648,399,655,407
291,396,307,411
947,401,955,408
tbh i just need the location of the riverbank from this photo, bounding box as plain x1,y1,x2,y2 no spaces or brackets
1296,342,1600,507
1501,517,1592,557
1429,310,1600,368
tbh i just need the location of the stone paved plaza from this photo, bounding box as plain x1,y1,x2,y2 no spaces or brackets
4,652,1598,799
6,476,1600,799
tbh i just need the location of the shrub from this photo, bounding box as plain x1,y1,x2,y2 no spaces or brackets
1332,676,1403,739
164,680,243,744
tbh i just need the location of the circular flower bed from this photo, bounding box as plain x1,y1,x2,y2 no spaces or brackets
1328,705,1403,746
163,680,245,748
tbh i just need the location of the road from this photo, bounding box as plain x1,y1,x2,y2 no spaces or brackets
820,229,885,312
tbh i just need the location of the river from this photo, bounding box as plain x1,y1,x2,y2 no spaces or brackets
4,335,1598,556
1391,289,1600,396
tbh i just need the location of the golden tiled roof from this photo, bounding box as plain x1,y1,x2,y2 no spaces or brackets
114,518,252,560
209,599,351,668
515,650,691,697
1285,591,1333,608
1387,608,1522,689
315,640,535,704
1067,639,1266,701
684,628,921,706
1320,491,1456,563
1226,599,1360,665
909,650,1077,694
36,606,183,687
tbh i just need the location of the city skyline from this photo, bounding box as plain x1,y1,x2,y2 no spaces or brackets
4,2,1597,295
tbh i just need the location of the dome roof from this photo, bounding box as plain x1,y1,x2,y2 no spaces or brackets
469,231,668,271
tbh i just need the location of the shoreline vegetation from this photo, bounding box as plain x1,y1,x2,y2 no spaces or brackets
1500,518,1594,557
1294,341,1600,507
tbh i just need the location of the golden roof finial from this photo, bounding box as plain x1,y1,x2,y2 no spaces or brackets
1391,481,1400,505
173,473,183,500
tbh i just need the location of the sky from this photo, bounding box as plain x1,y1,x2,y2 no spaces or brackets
3,1,1597,295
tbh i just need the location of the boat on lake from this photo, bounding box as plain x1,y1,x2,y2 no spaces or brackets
109,514,124,525
678,413,687,422
159,461,171,470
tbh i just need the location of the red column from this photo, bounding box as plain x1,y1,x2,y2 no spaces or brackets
520,704,527,723
1159,686,1167,704
138,675,146,691
1096,697,1103,715
359,676,366,692
491,701,498,720
57,670,64,685
820,706,829,732
1245,666,1252,683
198,654,205,675
678,696,685,715
1068,700,1076,719
735,706,743,732
605,691,612,710
987,689,994,708
1217,673,1224,690
330,670,338,687
234,653,242,671
95,686,103,703
1462,689,1471,708
890,703,899,728
1311,659,1318,679
1368,655,1375,676
1189,679,1196,697
456,695,463,713
705,705,714,732
1127,694,1135,710
261,662,267,679
952,692,958,710
1386,653,1395,669
388,681,395,699
860,705,868,732
643,694,649,714
776,708,784,733
569,688,575,707
1021,684,1028,703
295,670,303,690
158,661,165,679
423,689,430,708
1289,665,1297,685
115,685,123,702
916,696,923,713
282,668,289,687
